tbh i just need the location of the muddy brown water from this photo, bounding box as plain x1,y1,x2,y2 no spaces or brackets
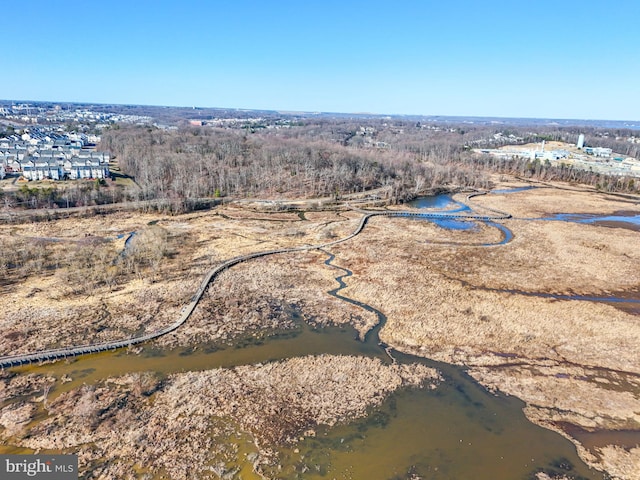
3,284,604,479
4,322,602,480
561,423,640,454
1,193,621,479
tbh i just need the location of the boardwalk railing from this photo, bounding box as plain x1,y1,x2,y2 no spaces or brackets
0,201,510,368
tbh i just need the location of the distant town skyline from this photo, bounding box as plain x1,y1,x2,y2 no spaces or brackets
3,0,639,121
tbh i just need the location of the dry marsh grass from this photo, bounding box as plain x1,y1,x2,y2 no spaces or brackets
1,181,638,479
468,182,640,218
328,186,640,479
0,355,438,479
0,208,359,355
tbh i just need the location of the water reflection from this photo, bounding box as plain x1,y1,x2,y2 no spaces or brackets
407,194,514,243
408,195,471,213
430,218,477,231
272,357,600,480
2,194,605,479
539,213,640,227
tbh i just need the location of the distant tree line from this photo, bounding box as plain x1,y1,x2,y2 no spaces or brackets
467,155,637,193
4,120,637,213
100,121,638,208
100,125,494,210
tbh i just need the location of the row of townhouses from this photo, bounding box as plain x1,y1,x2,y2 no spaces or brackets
0,104,153,127
0,129,110,181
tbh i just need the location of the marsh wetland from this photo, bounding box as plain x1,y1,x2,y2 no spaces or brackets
1,179,638,479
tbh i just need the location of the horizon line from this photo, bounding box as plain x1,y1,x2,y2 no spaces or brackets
1,98,639,125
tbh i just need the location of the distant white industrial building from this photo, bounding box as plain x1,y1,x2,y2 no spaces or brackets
584,147,612,158
475,139,639,178
577,134,585,149
478,146,569,162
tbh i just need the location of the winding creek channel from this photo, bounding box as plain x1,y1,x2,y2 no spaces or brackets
3,191,637,479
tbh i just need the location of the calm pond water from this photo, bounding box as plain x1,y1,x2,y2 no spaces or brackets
408,195,471,212
540,212,640,227
8,322,601,480
407,194,514,245
273,356,599,480
2,195,606,479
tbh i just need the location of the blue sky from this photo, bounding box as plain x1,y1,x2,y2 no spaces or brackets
4,0,639,120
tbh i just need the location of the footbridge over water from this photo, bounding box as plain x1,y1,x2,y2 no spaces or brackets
0,193,511,369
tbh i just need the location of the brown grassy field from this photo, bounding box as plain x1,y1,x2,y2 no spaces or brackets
1,178,639,478
0,356,438,479
0,208,361,355
331,184,640,478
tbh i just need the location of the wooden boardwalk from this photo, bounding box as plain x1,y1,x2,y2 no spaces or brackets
0,195,510,368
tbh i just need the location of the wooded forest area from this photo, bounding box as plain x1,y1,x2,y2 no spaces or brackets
3,119,639,212
99,124,492,205
99,120,639,210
